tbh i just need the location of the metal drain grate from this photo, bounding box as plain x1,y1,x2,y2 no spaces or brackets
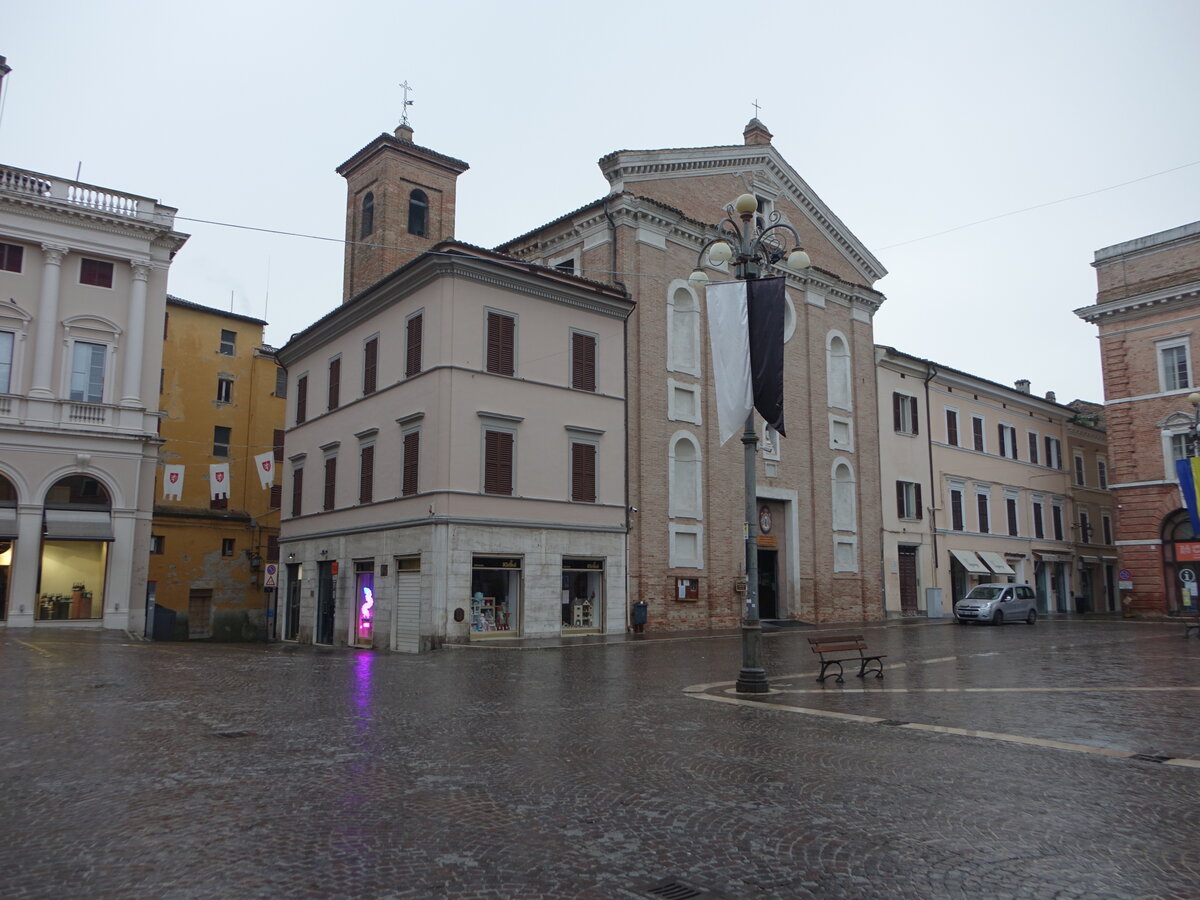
644,879,709,899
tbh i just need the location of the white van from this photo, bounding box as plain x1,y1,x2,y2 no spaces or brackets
954,583,1038,625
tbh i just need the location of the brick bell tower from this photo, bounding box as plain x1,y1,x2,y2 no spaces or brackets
336,120,470,302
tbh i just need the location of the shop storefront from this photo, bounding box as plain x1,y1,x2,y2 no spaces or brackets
37,476,113,621
471,555,521,636
0,474,13,620
353,560,375,647
1161,511,1199,615
561,557,603,633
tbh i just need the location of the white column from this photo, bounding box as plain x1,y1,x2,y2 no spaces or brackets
120,261,150,406
29,244,67,398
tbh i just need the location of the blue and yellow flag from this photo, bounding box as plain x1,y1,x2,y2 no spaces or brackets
1176,458,1200,533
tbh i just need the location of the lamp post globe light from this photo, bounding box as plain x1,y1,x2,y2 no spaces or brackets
690,193,811,693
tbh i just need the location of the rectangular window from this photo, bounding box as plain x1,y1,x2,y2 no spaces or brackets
945,409,958,446
1074,453,1086,486
486,311,515,377
1052,504,1064,541
896,481,922,519
213,426,231,457
69,342,106,403
1080,510,1092,544
273,429,285,462
274,366,287,397
976,493,990,534
210,495,227,510
571,331,597,392
295,374,308,424
402,430,420,496
291,467,304,517
1028,432,1039,465
950,488,964,531
972,416,985,452
219,329,236,356
1045,436,1062,469
327,357,341,410
571,441,597,503
484,429,514,495
0,242,24,273
323,456,337,511
163,312,169,340
998,424,1018,459
1033,501,1045,539
0,330,13,393
150,535,164,554
1098,460,1108,490
359,444,374,504
406,312,423,378
1103,514,1113,544
1172,433,1190,462
80,257,114,288
216,377,232,403
892,392,918,435
221,538,235,557
363,336,378,395
1007,497,1019,536
269,483,282,510
1160,343,1190,392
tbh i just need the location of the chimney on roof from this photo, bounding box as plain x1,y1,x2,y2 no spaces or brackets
394,122,414,142
1014,379,1031,394
744,118,772,146
1045,390,1057,403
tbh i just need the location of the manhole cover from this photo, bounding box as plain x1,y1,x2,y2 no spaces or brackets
643,879,710,899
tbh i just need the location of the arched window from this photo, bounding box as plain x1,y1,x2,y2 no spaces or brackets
360,191,374,238
832,460,856,532
827,332,851,411
667,283,700,376
408,189,428,236
669,432,702,519
39,474,113,621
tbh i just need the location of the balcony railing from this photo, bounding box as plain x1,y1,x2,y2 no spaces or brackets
0,164,167,223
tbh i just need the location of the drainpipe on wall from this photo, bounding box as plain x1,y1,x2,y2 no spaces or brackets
923,361,940,604
604,197,634,632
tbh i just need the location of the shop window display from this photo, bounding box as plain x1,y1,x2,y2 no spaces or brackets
562,558,604,631
38,541,106,619
471,556,521,634
354,562,375,646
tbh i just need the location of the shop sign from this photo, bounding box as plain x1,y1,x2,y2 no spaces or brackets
563,558,603,570
1177,542,1200,562
473,556,522,570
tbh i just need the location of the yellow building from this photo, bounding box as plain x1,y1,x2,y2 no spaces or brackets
149,296,285,640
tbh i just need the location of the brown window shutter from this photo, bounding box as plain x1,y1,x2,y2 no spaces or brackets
896,481,905,517
266,535,280,562
363,338,378,395
909,396,919,435
328,358,340,410
946,411,958,445
406,314,423,377
323,457,336,510
273,429,285,462
572,442,596,502
892,392,901,431
291,468,303,517
915,483,922,520
487,312,515,376
572,333,596,392
359,444,374,504
484,430,513,495
402,431,420,496
269,484,282,509
296,376,307,424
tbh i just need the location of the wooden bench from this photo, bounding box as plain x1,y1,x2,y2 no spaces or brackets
808,634,886,683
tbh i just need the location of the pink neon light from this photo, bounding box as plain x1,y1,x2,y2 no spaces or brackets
359,586,374,625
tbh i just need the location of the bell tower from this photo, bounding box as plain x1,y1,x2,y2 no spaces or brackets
336,122,469,302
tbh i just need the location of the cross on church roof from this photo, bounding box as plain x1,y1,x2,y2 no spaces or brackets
399,80,414,127
752,98,761,117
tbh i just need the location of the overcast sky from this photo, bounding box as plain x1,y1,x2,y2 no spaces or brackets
3,1,1198,404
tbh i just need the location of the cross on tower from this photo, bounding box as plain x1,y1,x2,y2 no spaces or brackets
752,98,762,118
399,80,414,126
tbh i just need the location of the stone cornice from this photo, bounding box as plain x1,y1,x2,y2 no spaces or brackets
0,192,188,252
1074,279,1200,324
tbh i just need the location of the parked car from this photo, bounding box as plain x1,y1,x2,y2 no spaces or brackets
954,583,1038,625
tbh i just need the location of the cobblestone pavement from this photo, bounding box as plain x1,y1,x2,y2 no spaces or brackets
1,618,1198,899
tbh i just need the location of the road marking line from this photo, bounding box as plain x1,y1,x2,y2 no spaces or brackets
11,639,53,658
686,689,1200,768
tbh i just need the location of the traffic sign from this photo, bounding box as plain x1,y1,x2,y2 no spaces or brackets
1180,569,1196,584
264,563,278,588
1119,569,1132,581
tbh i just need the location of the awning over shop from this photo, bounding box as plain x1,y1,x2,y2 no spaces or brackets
0,506,16,540
43,508,114,541
949,548,990,574
1034,551,1072,564
977,551,1016,576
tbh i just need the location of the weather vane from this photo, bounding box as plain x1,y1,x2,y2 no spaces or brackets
400,80,414,127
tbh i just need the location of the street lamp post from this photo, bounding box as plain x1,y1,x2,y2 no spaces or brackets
689,194,810,693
